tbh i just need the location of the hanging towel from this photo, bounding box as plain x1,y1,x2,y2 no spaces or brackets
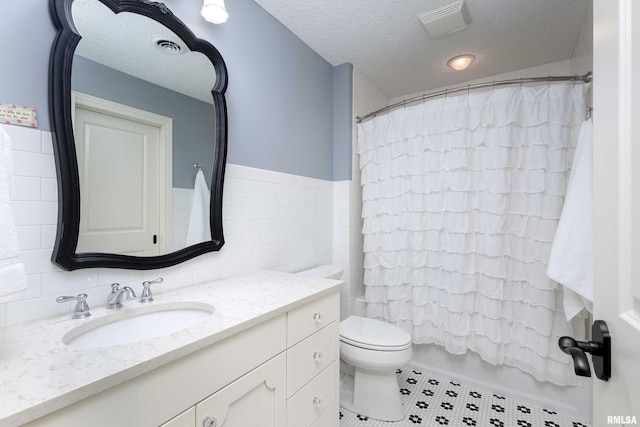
185,168,212,246
547,119,593,320
0,127,28,301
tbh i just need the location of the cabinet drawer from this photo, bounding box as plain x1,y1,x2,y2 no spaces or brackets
310,402,338,427
287,291,339,346
287,362,336,427
287,321,337,397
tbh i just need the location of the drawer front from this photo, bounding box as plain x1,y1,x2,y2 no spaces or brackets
287,362,336,427
287,291,339,346
310,402,338,427
287,321,337,397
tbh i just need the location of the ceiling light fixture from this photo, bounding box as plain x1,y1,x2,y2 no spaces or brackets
201,0,228,24
447,54,475,71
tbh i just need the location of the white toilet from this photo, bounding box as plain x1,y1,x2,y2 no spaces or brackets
339,316,412,421
295,265,413,422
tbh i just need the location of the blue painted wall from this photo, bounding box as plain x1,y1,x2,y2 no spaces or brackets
333,63,353,181
72,56,216,189
0,1,55,130
0,0,353,181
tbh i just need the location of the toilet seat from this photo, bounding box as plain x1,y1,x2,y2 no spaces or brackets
340,316,411,351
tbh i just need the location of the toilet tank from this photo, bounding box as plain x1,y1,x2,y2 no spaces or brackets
295,265,343,280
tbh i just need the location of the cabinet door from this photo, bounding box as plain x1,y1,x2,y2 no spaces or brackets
160,407,195,427
196,353,286,427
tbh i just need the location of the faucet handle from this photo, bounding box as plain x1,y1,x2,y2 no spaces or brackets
139,277,163,304
57,293,91,319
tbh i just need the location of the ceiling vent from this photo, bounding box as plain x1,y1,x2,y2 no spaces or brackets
151,35,185,55
419,0,471,40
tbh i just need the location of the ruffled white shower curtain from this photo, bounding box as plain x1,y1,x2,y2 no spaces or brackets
357,83,587,386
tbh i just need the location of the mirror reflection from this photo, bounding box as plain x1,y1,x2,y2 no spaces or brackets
70,0,218,256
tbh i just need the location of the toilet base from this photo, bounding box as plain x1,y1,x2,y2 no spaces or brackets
351,366,405,422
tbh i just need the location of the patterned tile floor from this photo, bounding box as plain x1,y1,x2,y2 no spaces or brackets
339,368,591,427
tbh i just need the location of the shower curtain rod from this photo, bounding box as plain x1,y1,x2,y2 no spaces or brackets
356,72,593,124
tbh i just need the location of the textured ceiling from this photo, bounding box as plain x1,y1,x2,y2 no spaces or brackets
72,0,216,104
253,0,592,98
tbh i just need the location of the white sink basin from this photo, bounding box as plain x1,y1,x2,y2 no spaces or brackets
63,302,215,349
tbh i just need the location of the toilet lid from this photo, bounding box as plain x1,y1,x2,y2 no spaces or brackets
340,316,411,351
295,265,343,279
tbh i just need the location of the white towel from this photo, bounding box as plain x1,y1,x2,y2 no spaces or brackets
0,126,28,301
185,169,212,246
547,120,593,320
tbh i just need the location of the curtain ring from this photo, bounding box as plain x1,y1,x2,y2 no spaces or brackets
445,88,448,99
520,77,523,88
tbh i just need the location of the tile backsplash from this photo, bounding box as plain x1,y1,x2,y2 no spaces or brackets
2,124,342,326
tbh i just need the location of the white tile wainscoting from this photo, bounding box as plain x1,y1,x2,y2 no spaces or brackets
1,124,358,327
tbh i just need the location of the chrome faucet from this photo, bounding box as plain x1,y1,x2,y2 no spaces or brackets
139,277,163,304
106,283,137,309
57,293,91,319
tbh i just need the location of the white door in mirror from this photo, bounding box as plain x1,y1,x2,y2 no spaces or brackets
74,104,162,256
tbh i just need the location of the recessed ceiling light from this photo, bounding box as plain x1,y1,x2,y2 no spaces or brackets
447,54,475,71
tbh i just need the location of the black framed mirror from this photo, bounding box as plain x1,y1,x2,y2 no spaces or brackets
49,0,228,270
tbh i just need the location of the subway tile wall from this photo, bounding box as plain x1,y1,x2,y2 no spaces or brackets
172,187,193,251
2,124,338,326
347,68,390,320
333,169,365,320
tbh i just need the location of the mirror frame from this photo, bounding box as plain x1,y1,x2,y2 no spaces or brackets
49,0,228,270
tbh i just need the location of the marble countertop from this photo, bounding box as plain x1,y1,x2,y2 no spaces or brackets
0,270,343,427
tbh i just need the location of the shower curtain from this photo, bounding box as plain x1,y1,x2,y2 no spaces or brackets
357,83,587,386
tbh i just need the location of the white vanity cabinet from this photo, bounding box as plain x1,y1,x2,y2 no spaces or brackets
22,290,340,427
163,291,340,427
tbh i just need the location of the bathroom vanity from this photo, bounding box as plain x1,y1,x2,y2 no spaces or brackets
0,271,342,427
